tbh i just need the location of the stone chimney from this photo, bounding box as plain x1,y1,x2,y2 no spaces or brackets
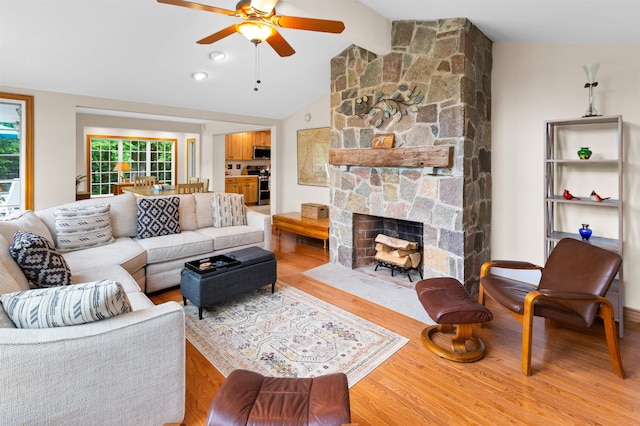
328,18,492,294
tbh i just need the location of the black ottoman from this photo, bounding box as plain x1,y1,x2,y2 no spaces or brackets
180,246,277,319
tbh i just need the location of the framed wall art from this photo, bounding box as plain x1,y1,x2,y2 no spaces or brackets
297,127,330,186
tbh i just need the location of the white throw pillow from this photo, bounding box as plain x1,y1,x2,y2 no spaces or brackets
211,193,247,228
54,204,115,252
0,280,132,328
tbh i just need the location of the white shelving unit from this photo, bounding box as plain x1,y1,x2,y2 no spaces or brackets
544,115,624,337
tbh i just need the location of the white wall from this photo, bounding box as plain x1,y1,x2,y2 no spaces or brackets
492,42,640,310
278,94,332,213
0,86,278,209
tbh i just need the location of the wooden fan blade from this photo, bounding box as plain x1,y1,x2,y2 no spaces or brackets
266,31,295,57
197,25,238,44
156,0,236,16
250,0,279,14
271,15,345,33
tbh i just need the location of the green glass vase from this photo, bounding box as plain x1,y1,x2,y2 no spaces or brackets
577,147,592,160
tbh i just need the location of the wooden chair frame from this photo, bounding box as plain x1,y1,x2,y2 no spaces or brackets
134,176,156,187
479,260,625,378
176,182,205,194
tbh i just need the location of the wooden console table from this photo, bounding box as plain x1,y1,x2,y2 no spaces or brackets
272,212,329,251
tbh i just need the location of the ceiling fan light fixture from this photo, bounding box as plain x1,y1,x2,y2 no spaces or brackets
236,21,275,44
249,0,277,15
191,71,208,81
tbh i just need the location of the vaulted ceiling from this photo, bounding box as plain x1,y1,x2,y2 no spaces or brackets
1,0,638,120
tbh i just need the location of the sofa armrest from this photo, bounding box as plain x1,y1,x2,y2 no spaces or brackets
246,209,272,251
0,301,185,425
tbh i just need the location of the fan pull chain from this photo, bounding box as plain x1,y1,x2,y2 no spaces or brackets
253,42,261,92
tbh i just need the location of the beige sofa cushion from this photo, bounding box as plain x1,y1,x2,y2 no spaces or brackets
37,193,138,242
72,264,142,295
193,192,217,228
62,237,146,277
195,226,264,251
135,231,213,264
176,194,197,231
0,210,54,245
0,235,29,293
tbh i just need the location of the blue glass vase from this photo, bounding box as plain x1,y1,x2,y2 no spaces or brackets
579,224,592,240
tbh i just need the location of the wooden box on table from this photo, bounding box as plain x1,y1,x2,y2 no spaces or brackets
301,203,329,219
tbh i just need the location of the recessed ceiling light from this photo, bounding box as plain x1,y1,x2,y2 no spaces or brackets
209,51,226,62
191,71,208,81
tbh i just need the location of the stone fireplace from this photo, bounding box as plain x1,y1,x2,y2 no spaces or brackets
328,19,492,294
354,214,423,266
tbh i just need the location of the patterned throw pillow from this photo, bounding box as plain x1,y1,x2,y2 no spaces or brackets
211,193,247,228
54,204,115,252
9,231,73,288
0,280,132,328
136,197,181,239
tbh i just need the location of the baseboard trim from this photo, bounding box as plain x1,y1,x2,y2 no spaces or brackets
624,307,640,324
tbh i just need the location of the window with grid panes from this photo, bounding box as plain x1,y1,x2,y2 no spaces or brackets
88,135,176,195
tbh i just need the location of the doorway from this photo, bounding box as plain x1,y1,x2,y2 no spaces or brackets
0,93,33,213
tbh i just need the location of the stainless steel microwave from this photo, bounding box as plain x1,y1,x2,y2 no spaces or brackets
253,146,270,159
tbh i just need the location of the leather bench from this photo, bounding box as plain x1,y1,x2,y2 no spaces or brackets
206,369,351,426
416,277,493,362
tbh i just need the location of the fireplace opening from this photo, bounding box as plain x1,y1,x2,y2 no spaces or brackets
353,214,424,280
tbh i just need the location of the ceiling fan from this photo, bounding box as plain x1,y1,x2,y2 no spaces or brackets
157,0,345,57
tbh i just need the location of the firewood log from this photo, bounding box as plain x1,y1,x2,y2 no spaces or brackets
375,234,418,250
375,243,393,252
409,252,422,268
392,249,418,257
375,251,411,268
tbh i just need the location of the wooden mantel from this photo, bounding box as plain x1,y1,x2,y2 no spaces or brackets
329,146,452,168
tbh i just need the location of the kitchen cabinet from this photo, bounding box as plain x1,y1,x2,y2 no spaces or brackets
544,115,623,336
241,132,255,160
254,131,271,147
225,176,258,204
225,131,271,160
225,133,244,160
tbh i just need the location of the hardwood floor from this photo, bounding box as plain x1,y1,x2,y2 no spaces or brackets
151,233,640,425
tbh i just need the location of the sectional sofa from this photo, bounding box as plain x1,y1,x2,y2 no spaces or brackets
0,191,271,424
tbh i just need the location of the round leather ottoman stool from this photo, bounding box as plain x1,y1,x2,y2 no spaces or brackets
416,277,493,362
206,369,351,426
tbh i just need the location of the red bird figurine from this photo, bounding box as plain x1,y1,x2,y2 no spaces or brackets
590,190,611,202
563,189,579,200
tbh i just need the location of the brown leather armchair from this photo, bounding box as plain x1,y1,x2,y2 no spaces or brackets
479,238,624,378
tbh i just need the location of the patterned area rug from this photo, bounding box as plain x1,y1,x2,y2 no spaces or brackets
185,281,409,387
